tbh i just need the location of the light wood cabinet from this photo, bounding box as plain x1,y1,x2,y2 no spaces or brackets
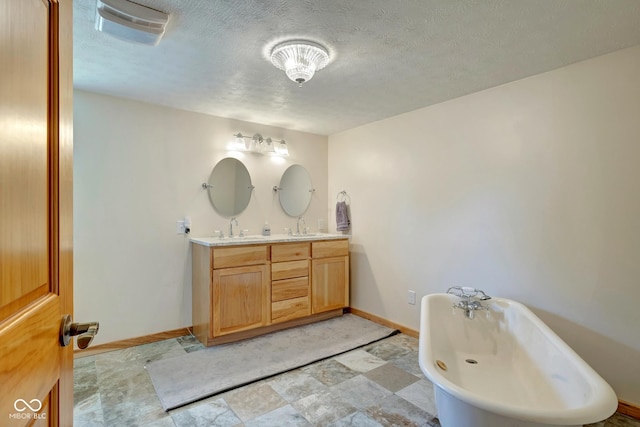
192,238,349,346
311,240,350,314
213,264,269,336
192,244,270,345
271,243,310,324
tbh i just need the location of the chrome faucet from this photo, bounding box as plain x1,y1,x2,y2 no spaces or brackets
447,286,491,319
229,217,238,237
296,216,305,235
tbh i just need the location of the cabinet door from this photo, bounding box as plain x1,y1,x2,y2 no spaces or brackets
213,265,269,336
311,256,349,313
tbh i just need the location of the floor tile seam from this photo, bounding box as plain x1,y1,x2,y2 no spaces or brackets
239,402,310,425
171,399,241,427
361,395,430,427
96,379,158,407
221,395,265,424
279,366,419,408
294,386,362,425
72,399,106,425
72,389,103,417
99,388,167,424
269,381,328,404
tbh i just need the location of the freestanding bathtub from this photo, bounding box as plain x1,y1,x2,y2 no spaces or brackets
418,292,618,427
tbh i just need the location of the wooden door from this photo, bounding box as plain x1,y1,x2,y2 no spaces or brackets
0,0,74,426
213,265,270,336
311,256,350,314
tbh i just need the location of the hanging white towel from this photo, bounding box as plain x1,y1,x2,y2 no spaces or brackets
336,201,350,231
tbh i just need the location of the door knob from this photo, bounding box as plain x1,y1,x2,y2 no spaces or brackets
60,314,99,349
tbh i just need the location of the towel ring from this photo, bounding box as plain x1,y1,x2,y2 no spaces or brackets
336,190,350,203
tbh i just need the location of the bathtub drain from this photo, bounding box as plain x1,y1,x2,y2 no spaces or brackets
465,359,478,364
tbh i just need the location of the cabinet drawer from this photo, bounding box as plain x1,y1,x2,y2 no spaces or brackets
272,276,309,302
271,242,310,262
271,260,309,281
272,296,310,323
212,245,268,269
312,240,349,258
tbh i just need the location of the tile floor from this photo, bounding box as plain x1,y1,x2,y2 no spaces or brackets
74,333,638,427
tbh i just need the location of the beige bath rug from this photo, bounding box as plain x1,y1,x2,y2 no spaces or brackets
147,314,396,411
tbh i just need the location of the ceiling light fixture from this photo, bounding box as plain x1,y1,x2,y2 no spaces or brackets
95,0,169,46
270,40,329,87
232,133,289,156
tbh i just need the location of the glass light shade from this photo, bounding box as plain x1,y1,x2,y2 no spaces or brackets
263,138,276,153
232,134,246,151
250,134,264,153
271,40,329,86
230,133,288,156
274,140,289,156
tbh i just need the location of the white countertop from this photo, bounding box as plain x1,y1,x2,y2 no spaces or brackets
190,233,349,247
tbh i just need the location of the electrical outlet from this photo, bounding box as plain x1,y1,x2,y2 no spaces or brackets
176,220,186,234
183,216,191,234
407,290,416,305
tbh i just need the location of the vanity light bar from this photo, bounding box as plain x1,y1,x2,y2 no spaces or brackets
231,133,289,156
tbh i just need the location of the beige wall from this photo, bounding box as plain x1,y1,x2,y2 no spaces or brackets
328,45,640,404
74,91,328,346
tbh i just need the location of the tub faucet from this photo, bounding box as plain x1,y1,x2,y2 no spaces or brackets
447,286,491,319
229,217,238,237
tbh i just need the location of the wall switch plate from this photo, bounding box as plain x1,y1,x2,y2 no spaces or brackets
176,220,186,234
408,290,416,305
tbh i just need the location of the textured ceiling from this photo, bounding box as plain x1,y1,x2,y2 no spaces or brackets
74,0,640,135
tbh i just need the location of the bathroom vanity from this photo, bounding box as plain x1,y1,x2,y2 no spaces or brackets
191,235,349,346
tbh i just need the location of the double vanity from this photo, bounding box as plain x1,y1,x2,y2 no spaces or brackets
191,234,349,346
194,155,350,346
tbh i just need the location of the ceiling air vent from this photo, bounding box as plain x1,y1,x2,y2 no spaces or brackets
95,0,169,46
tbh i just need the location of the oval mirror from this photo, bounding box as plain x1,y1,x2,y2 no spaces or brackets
278,164,313,217
207,158,253,217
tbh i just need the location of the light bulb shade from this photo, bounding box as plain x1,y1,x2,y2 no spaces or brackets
271,40,329,85
231,134,246,151
263,138,276,153
274,140,289,156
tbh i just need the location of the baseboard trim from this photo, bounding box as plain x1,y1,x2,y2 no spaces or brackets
347,307,419,338
74,327,193,358
618,400,640,420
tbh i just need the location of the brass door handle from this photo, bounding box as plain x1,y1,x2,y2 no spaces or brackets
60,314,99,349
